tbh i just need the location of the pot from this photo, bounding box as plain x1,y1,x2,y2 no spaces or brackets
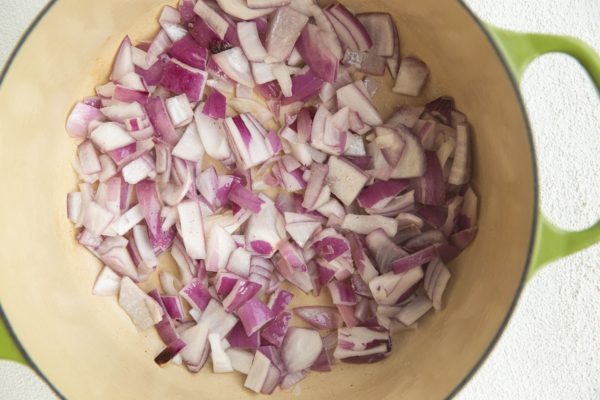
0,1,599,399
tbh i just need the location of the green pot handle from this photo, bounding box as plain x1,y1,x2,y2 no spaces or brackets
487,24,600,280
0,307,26,364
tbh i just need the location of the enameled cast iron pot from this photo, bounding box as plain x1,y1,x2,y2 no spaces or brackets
1,1,599,399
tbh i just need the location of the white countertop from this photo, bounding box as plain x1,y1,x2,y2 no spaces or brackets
1,1,599,399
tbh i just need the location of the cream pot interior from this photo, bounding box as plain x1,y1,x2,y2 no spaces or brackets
0,0,535,398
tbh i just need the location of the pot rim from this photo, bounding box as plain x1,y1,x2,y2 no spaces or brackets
0,1,538,399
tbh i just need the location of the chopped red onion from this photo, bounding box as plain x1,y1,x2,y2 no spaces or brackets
281,68,324,106
261,311,292,347
294,306,343,330
227,321,261,349
180,278,211,311
357,13,395,57
326,4,372,51
296,23,339,83
66,1,481,391
223,279,262,312
161,295,185,321
238,297,275,336
66,103,105,138
449,124,471,185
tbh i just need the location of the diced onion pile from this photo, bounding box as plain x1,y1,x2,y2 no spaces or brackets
66,0,479,394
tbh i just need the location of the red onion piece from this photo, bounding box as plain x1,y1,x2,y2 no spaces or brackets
391,245,439,274
238,297,275,335
229,182,265,213
296,23,339,83
261,311,292,347
357,179,409,209
169,34,209,69
160,59,208,102
66,102,105,138
180,278,211,311
280,68,324,106
227,322,261,349
294,306,343,330
356,13,395,57
448,124,471,185
326,4,372,51
223,279,262,312
414,151,445,205
267,288,294,315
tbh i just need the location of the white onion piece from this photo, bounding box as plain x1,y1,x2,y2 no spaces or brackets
327,156,368,206
122,155,155,185
206,224,236,272
248,0,291,8
238,22,268,62
217,0,274,20
118,277,164,331
226,348,254,374
112,205,144,236
193,0,229,38
194,106,232,162
251,62,276,84
341,214,398,237
395,295,432,326
265,7,309,62
92,266,121,296
245,351,271,393
133,225,158,268
272,63,293,97
165,94,193,127
90,122,135,152
146,30,172,66
281,327,323,373
179,322,210,372
111,37,134,81
226,247,252,277
172,123,205,162
159,271,183,296
337,82,382,126
209,333,234,373
177,200,207,260
212,47,255,88
393,57,430,97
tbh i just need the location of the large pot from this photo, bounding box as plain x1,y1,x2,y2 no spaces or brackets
1,0,599,399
